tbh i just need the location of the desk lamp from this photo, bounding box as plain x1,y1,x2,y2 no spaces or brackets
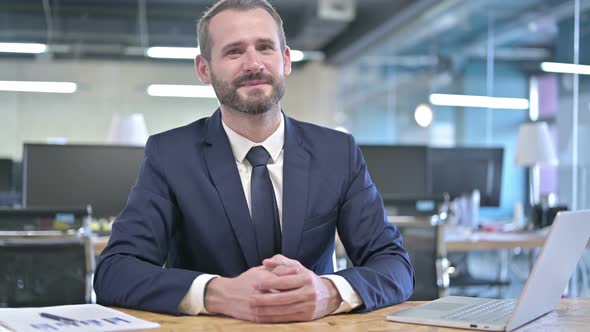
107,113,149,146
515,122,557,207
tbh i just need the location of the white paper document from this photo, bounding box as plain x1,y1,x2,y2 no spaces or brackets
0,304,159,332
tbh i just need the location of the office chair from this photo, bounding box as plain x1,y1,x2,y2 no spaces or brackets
335,221,449,300
397,222,449,300
0,209,95,307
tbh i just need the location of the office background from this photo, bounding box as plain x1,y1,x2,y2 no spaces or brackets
0,0,588,221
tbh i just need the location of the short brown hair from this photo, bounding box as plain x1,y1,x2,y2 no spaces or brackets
197,0,286,61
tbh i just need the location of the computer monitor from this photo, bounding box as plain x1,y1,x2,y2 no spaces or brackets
429,147,503,206
23,144,145,218
0,159,13,192
359,145,430,203
12,161,22,193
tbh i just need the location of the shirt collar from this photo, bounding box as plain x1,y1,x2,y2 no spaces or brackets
221,114,284,164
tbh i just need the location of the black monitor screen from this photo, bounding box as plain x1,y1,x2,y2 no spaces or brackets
23,144,144,218
359,145,430,202
0,159,13,191
429,147,503,206
12,161,22,193
0,159,13,192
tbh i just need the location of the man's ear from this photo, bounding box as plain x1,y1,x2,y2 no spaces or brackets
283,46,292,77
195,55,211,84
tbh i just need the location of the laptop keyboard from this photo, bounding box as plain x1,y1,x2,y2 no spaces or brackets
441,299,516,324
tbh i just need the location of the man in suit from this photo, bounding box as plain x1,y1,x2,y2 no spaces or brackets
94,0,414,323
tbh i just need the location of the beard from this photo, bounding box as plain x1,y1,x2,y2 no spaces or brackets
210,70,285,115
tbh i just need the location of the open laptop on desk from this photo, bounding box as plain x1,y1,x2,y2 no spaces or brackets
387,210,590,331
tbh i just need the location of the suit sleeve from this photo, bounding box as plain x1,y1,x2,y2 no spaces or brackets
93,136,201,315
333,135,415,312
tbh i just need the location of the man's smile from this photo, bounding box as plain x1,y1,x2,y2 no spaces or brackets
239,80,270,87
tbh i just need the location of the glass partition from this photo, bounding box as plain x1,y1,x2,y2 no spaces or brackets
334,0,588,220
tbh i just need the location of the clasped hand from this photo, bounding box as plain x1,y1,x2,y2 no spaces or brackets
204,254,342,323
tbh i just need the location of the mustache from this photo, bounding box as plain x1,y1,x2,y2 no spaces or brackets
233,72,274,87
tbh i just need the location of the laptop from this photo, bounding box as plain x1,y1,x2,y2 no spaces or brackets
387,210,590,331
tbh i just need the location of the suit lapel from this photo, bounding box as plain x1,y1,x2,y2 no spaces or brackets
203,110,260,268
281,115,310,259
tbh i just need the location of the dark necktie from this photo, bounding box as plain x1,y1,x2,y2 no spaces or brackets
246,146,281,261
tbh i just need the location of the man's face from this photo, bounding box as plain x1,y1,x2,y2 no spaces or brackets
202,8,291,115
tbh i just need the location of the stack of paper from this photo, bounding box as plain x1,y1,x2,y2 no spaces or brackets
0,304,159,332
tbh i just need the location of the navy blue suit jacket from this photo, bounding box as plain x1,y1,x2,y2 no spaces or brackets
94,110,414,314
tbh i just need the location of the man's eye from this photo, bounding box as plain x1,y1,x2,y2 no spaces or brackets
260,46,273,52
226,49,240,55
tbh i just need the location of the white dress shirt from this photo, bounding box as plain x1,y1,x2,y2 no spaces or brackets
178,114,362,315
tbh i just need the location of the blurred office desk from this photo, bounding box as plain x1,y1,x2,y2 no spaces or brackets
389,217,551,252
446,231,547,252
446,229,590,252
115,299,590,331
93,230,590,256
445,229,590,297
94,236,109,255
444,230,547,293
91,231,555,256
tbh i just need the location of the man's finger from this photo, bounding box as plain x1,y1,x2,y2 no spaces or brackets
256,272,310,291
269,264,300,276
262,254,295,268
252,287,312,306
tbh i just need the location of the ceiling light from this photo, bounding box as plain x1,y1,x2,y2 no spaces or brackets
0,42,47,54
414,103,434,128
540,62,590,75
291,50,324,62
146,47,200,59
290,50,305,62
429,94,529,110
0,80,77,93
146,84,217,98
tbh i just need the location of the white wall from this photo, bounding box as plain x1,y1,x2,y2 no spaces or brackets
0,58,337,160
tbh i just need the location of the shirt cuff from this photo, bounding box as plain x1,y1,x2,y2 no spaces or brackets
177,274,219,315
320,275,363,314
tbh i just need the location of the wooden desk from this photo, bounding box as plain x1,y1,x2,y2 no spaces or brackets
117,299,590,331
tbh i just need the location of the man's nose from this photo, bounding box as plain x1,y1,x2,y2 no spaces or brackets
243,49,264,73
